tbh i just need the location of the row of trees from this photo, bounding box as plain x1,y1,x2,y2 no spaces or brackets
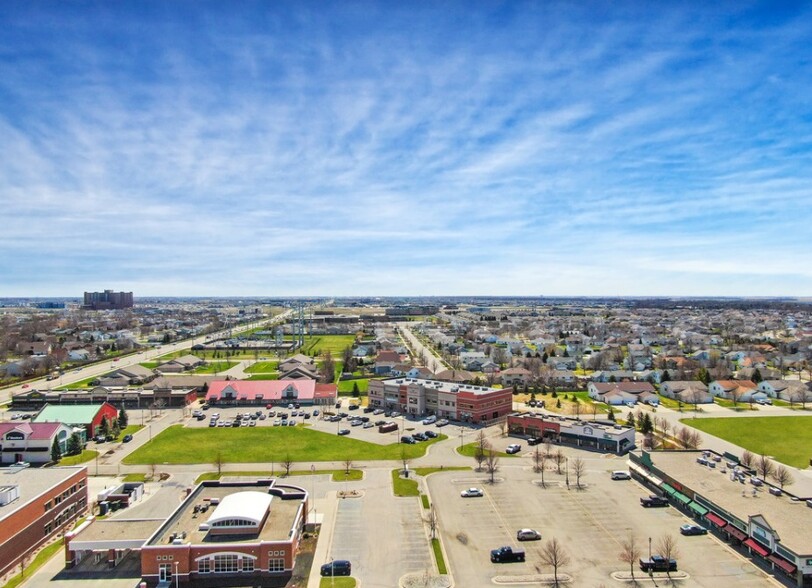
740,450,794,489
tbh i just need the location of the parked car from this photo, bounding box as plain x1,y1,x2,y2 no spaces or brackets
461,488,484,497
422,415,437,425
490,546,525,563
527,437,542,446
413,432,427,441
516,528,541,541
436,419,449,427
640,495,669,508
320,560,352,577
639,555,677,572
755,397,772,405
122,434,133,443
680,524,708,536
506,444,522,454
401,435,415,444
611,471,631,480
424,430,438,438
363,421,374,428
338,429,350,436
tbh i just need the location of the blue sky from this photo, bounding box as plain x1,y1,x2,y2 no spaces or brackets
2,1,812,297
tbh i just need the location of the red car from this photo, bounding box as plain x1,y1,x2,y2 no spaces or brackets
21,384,29,389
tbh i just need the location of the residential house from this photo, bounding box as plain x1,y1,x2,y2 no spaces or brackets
660,381,713,404
501,367,531,387
757,380,812,402
435,369,474,383
155,354,204,373
459,351,488,371
547,357,577,371
67,349,90,362
708,380,763,402
588,382,658,405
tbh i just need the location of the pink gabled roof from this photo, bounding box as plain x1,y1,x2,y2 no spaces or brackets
0,421,63,440
314,384,337,399
206,379,316,401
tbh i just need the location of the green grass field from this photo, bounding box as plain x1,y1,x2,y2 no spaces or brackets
60,449,98,466
319,578,356,588
190,361,237,374
299,335,356,356
123,425,447,464
682,416,812,468
337,378,371,394
457,443,516,458
391,469,419,496
245,361,279,373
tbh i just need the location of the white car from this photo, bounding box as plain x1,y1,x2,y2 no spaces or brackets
611,471,631,480
422,415,437,425
460,488,484,498
506,444,522,454
516,528,541,541
436,419,449,427
755,398,772,405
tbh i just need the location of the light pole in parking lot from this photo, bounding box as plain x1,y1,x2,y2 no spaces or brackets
459,426,464,450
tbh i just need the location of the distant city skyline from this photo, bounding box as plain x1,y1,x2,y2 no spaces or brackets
2,2,812,297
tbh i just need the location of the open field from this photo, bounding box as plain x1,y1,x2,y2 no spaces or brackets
337,378,372,394
189,361,237,374
682,415,812,468
123,425,447,464
244,361,279,373
299,334,356,355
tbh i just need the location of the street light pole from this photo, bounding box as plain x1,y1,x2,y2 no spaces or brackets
175,561,179,588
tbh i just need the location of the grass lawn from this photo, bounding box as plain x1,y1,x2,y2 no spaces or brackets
319,578,356,588
60,449,98,466
681,416,812,468
337,378,371,394
713,398,759,411
391,469,419,496
3,538,65,588
299,335,357,356
431,538,447,574
123,426,447,464
55,375,102,390
245,361,279,374
194,469,363,484
139,361,160,369
457,443,516,458
191,361,237,374
246,374,279,380
421,494,430,509
122,473,148,483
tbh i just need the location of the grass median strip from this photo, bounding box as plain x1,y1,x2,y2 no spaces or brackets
3,538,64,588
124,425,446,464
319,578,356,588
431,538,447,574
194,469,363,484
457,443,516,458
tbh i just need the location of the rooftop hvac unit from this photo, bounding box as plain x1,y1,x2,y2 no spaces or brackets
0,485,20,506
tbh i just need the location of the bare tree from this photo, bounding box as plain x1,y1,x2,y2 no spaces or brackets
755,454,775,481
342,457,354,476
729,387,745,407
619,534,641,580
214,451,224,477
656,533,680,579
675,426,692,449
484,449,500,484
571,457,586,489
280,453,293,476
643,432,661,451
543,438,554,457
400,447,411,475
554,449,565,474
426,504,438,540
539,537,571,587
660,419,672,444
740,450,755,469
772,465,794,489
474,430,489,471
686,430,702,450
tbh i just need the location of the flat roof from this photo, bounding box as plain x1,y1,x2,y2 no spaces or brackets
0,465,85,523
74,519,162,543
147,481,303,547
648,451,812,555
377,378,502,395
34,404,105,424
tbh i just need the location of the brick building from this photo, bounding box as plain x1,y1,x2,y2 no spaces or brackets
34,403,119,439
0,465,88,578
368,378,513,423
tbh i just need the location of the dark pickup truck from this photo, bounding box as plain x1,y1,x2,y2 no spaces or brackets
639,555,677,572
490,546,526,563
640,494,669,508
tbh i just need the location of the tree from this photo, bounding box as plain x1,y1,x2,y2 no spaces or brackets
619,534,641,580
342,457,354,476
751,368,763,383
50,437,62,463
280,453,294,476
214,451,224,477
485,449,500,484
99,417,110,437
625,411,636,430
554,449,565,474
571,457,586,489
661,370,670,382
675,426,692,449
772,465,794,489
533,446,548,487
400,447,411,474
319,351,336,383
687,430,702,450
539,537,570,587
755,454,775,481
426,504,438,540
474,430,489,471
729,386,745,407
659,418,672,443
607,407,615,422
697,367,711,385
118,408,128,428
67,432,82,456
639,413,653,435
656,534,680,579
740,450,755,469
111,420,121,439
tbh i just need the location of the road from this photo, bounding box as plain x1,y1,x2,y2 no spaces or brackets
0,309,293,405
398,322,448,374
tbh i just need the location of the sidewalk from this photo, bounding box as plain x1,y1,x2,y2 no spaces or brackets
306,490,339,588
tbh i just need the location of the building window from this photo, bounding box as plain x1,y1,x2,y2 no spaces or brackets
214,554,238,573
269,558,285,572
198,558,210,573
242,558,254,572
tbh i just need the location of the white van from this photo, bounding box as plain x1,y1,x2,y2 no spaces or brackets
611,471,631,480
422,415,437,425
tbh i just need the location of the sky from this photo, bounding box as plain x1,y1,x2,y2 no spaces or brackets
2,1,812,298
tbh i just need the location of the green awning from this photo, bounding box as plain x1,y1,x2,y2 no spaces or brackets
661,483,677,496
688,502,708,516
674,492,691,505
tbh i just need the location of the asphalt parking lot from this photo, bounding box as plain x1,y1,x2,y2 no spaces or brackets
184,405,465,446
426,448,777,588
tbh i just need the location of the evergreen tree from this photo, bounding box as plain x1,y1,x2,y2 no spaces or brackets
118,408,128,429
50,437,62,463
99,417,110,437
67,433,82,455
607,407,616,422
626,411,636,429
640,413,654,435
697,367,711,385
556,398,562,409
661,370,670,382
352,382,360,398
563,348,570,357
541,352,548,363
751,368,763,383
112,421,121,439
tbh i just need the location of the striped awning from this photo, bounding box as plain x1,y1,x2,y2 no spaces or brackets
688,502,708,516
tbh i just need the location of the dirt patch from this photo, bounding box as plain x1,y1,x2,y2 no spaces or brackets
288,531,318,587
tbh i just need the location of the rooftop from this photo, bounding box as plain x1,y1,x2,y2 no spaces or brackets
0,465,85,523
146,480,305,547
34,404,107,424
377,377,503,395
647,451,812,555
